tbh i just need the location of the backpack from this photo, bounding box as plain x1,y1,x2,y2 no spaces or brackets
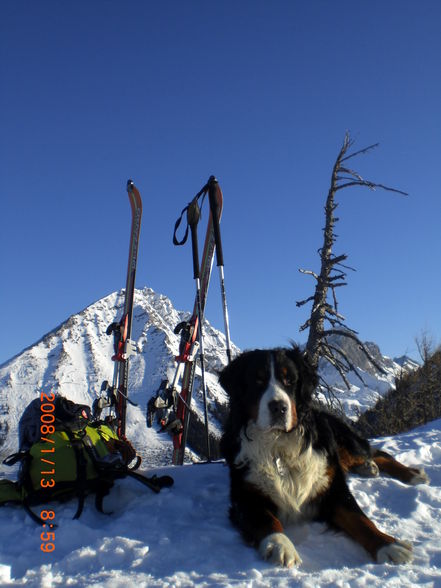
1,395,173,524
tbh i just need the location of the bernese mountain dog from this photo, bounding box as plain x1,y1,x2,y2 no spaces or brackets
219,346,429,567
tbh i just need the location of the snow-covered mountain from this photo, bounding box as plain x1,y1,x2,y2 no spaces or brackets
317,334,419,419
0,287,236,463
0,287,416,462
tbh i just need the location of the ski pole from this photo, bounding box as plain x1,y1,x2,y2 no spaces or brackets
207,176,232,363
187,197,211,461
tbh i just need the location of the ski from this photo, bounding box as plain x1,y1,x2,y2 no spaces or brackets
172,177,223,464
99,180,143,439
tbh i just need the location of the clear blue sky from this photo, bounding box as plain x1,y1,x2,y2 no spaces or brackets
1,0,440,365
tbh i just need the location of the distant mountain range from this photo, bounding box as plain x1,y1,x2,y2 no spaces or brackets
0,287,417,463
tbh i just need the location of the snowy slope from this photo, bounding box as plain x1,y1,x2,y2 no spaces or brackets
0,419,440,586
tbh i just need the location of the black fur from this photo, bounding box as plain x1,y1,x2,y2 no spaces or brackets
219,346,416,566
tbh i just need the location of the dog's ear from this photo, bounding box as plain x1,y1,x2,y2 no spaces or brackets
219,353,247,399
220,351,265,441
219,349,264,399
285,345,318,402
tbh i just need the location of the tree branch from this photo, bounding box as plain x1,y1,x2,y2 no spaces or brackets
335,180,408,196
338,167,367,182
334,261,357,272
320,352,352,390
299,268,319,280
323,342,367,386
340,142,379,162
316,376,345,413
296,296,315,308
327,273,347,283
322,329,386,374
324,304,346,321
329,254,348,266
299,319,311,332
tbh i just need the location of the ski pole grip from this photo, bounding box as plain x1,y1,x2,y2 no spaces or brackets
187,199,201,279
208,176,224,267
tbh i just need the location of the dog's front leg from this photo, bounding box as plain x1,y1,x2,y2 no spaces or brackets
231,483,302,567
259,528,302,568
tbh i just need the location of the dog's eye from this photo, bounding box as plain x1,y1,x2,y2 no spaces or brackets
255,374,266,387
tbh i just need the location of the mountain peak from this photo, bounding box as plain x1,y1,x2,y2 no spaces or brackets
0,287,233,460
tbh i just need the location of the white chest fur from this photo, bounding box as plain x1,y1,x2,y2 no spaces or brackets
234,425,330,524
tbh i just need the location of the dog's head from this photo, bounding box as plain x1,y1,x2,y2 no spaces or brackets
219,346,317,434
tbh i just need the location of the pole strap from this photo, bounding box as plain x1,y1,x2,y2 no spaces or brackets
172,183,208,246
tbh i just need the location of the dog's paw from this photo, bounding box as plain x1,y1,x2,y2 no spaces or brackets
377,540,413,564
408,467,430,485
259,533,302,568
352,459,380,478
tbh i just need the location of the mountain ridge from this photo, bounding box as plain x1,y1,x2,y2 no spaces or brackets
0,286,414,461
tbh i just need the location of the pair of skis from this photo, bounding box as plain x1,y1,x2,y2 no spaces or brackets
147,176,231,465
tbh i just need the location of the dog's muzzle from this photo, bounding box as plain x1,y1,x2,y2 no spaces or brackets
257,389,295,432
268,399,289,426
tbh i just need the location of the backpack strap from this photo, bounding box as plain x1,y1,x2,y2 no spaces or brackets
22,499,58,527
3,452,27,467
126,470,174,493
0,478,52,526
65,429,89,520
128,455,142,471
94,479,114,515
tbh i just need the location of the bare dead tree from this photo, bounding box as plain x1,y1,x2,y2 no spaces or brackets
296,132,407,401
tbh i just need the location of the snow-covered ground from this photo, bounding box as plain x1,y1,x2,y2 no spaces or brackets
0,419,440,587
0,288,438,585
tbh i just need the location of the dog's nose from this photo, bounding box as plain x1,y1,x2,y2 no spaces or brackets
268,400,288,417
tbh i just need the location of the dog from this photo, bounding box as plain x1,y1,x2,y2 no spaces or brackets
219,346,429,567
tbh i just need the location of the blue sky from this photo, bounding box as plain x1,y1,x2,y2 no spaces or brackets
1,0,440,365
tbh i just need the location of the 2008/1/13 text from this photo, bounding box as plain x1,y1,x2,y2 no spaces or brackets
40,391,56,552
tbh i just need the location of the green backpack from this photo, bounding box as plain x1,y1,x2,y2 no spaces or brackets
1,395,173,524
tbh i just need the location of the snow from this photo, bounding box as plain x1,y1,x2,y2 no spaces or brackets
0,288,438,585
0,419,440,587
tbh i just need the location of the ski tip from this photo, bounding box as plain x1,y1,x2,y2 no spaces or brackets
208,175,217,184
127,179,134,191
